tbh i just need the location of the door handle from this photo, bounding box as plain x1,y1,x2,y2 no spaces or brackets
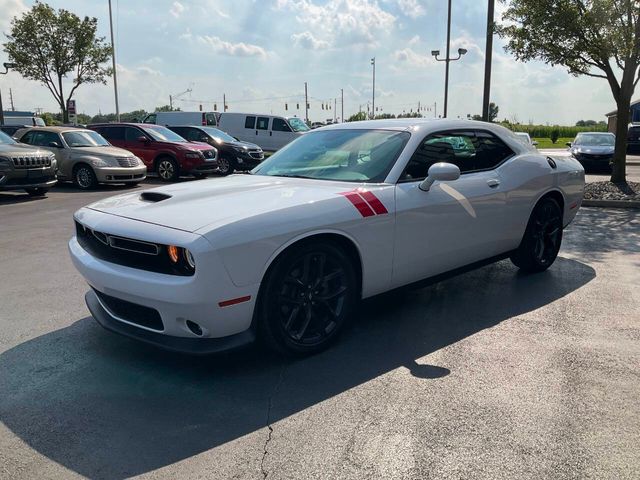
255,130,258,135
487,178,501,188
270,131,272,136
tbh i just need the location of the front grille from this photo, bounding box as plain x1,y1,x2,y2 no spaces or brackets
248,151,264,160
94,289,164,331
116,156,138,167
203,150,216,159
75,221,194,276
11,156,52,169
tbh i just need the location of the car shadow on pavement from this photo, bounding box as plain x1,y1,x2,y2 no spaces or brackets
0,257,595,479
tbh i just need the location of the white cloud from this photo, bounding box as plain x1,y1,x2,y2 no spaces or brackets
169,1,185,18
394,0,426,18
276,0,396,47
393,47,432,67
0,0,27,33
197,35,268,58
291,31,331,50
408,35,420,46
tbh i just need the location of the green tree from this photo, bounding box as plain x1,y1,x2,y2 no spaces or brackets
4,2,112,123
155,105,180,112
488,102,499,122
550,127,560,144
347,111,367,122
497,0,640,183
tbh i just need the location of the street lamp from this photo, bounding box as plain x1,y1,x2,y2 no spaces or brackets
371,57,376,120
0,62,18,126
431,0,468,118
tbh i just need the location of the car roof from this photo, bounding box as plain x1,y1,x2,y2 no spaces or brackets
321,118,513,134
90,122,156,127
20,126,88,134
576,131,613,135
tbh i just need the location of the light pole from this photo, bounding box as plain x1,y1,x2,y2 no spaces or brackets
371,57,376,120
0,62,17,126
482,0,495,122
108,0,120,122
431,0,467,118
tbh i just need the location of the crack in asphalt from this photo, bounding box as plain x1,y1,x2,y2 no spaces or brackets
261,363,287,479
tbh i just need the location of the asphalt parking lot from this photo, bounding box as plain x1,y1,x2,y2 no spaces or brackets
1,179,639,479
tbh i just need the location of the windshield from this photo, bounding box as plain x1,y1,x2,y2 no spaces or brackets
62,130,110,147
200,127,237,143
574,134,615,146
252,129,410,183
142,125,188,142
0,131,16,145
287,117,310,132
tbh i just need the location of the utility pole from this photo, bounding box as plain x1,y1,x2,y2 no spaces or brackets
169,94,173,110
9,88,15,111
371,57,376,119
223,93,227,111
482,0,495,122
334,98,337,123
304,82,309,124
341,88,344,122
444,0,452,118
108,0,120,121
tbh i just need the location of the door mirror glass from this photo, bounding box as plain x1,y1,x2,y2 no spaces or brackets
566,142,572,147
137,136,148,143
419,162,461,191
48,141,61,148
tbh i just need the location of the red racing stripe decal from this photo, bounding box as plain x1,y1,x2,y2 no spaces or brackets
340,192,376,217
358,190,388,215
218,295,252,308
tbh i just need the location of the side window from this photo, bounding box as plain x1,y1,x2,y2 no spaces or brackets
401,131,478,181
272,118,292,132
143,114,157,124
245,116,256,129
32,131,61,147
100,127,125,141
124,127,143,142
256,117,270,130
187,129,206,142
205,113,216,126
21,131,35,144
473,131,514,170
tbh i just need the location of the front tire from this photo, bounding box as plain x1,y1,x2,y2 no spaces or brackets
258,242,358,356
73,165,98,190
217,155,235,176
156,157,179,182
511,197,563,273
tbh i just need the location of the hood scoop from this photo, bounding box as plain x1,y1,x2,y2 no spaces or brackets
140,191,172,203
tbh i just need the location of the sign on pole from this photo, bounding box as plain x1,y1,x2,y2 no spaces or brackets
67,99,77,125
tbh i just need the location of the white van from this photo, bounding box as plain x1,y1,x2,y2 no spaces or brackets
3,115,45,127
142,111,219,127
217,113,309,151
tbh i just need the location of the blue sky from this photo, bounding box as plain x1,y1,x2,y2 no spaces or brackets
0,0,618,124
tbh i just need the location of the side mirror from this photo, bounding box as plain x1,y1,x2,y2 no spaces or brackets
48,141,61,148
201,136,210,142
566,142,572,147
532,141,539,146
419,162,461,191
137,136,148,143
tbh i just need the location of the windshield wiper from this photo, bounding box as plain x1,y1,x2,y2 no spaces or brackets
273,174,313,179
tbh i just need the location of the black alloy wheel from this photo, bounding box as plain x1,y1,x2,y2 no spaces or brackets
259,242,358,355
511,197,563,272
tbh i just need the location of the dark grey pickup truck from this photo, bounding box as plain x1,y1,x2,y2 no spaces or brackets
0,129,57,196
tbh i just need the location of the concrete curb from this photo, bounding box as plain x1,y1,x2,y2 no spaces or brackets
582,199,640,209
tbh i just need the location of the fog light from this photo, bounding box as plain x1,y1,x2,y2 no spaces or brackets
186,320,203,336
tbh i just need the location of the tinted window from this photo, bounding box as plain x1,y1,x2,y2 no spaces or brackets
143,114,156,124
205,113,216,126
124,127,144,142
185,128,206,142
99,126,125,141
28,131,61,147
20,131,35,144
272,118,292,132
256,117,270,130
245,116,256,129
401,130,513,180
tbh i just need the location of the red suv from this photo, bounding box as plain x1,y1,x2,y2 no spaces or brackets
89,123,218,181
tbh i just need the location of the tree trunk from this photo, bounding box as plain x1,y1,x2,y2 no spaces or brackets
612,94,631,183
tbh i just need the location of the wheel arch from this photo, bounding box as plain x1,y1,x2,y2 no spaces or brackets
153,152,178,171
534,189,565,221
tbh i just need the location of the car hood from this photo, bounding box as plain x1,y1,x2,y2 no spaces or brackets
84,174,362,233
573,145,614,155
69,146,134,157
0,143,51,157
227,139,261,150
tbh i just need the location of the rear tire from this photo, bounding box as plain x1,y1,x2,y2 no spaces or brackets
25,187,49,197
510,197,563,273
258,242,358,356
73,165,98,190
156,157,179,182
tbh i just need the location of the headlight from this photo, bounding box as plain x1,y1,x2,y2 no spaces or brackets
167,245,195,273
233,146,247,153
184,151,203,159
89,158,109,167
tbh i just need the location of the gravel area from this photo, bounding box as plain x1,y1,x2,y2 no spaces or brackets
584,181,640,201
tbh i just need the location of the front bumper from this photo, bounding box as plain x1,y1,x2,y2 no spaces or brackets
69,208,259,352
0,167,57,190
86,290,255,354
94,165,147,183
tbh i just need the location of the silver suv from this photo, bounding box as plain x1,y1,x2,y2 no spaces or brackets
16,126,146,190
0,130,57,196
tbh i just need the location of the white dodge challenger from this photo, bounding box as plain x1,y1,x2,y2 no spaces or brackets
69,119,585,355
